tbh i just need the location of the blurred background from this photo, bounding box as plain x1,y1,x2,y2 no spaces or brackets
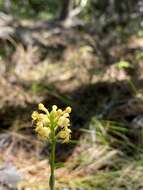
0,0,143,189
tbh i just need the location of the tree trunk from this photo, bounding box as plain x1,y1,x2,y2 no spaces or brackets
4,0,11,13
59,0,73,20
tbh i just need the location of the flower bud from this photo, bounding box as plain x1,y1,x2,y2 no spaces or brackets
57,109,63,116
38,103,49,114
52,105,58,111
65,107,72,113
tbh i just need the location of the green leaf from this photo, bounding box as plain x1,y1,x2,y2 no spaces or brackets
116,61,133,69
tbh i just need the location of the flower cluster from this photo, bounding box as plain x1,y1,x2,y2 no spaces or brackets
32,103,72,143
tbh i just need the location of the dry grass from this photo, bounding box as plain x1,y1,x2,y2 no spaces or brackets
0,127,142,190
0,131,119,190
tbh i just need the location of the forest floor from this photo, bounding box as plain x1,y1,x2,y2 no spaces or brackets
0,18,143,189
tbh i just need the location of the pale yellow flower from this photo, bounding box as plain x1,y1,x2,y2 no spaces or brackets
38,103,49,114
57,109,63,116
52,105,58,111
32,111,39,121
58,117,70,128
63,113,70,117
65,106,72,113
32,104,72,142
58,127,71,143
35,126,51,140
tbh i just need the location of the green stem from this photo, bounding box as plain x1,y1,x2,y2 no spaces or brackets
49,130,56,190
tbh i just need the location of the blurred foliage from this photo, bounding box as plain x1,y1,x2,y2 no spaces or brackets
0,0,61,19
0,0,142,25
136,51,143,60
